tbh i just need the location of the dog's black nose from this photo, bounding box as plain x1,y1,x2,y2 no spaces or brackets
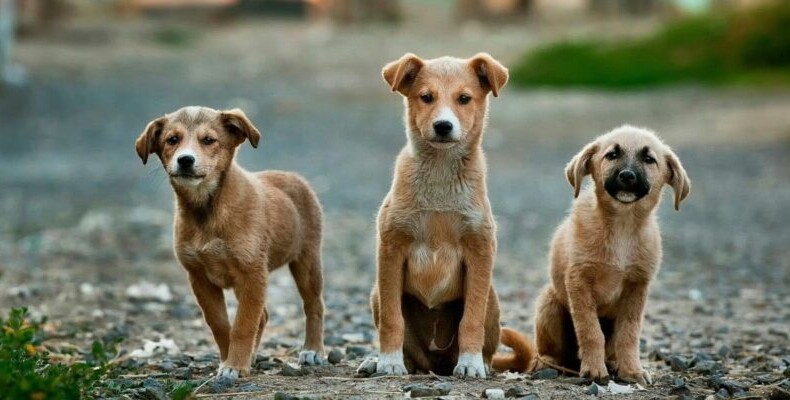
177,155,195,169
618,170,636,185
433,120,454,137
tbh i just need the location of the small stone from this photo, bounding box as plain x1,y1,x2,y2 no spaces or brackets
718,345,732,359
279,363,307,377
586,384,600,396
158,360,176,371
405,384,443,398
691,360,725,375
172,367,192,380
482,388,505,399
274,393,308,400
505,385,530,397
531,368,559,380
433,382,452,395
717,388,731,398
209,376,234,394
238,383,263,392
356,358,378,376
670,384,691,396
328,348,343,364
557,377,592,385
670,355,690,371
255,360,279,371
345,345,369,360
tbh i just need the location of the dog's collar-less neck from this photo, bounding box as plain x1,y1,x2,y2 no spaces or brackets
174,163,246,224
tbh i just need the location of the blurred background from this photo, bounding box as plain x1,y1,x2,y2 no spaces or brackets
0,0,788,395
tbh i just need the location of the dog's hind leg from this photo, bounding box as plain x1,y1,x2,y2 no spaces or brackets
252,305,269,354
289,248,326,365
534,286,570,370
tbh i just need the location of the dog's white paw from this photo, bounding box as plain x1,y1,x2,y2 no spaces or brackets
453,352,487,379
216,365,240,380
298,350,324,366
376,351,408,375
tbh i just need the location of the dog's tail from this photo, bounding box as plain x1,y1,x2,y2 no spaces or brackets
492,327,537,373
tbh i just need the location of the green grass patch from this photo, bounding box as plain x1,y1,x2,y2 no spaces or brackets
0,307,197,399
511,2,790,89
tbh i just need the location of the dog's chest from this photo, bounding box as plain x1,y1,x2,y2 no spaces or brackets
178,237,253,289
403,213,466,308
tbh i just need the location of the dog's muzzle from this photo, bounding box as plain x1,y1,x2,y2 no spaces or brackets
605,168,650,203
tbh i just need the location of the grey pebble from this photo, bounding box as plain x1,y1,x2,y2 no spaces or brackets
670,355,689,371
585,384,600,396
482,388,505,399
355,358,378,377
328,348,344,364
209,376,235,394
279,363,307,377
505,385,530,397
158,360,176,371
273,393,310,400
404,383,451,398
238,383,264,392
345,345,370,360
717,388,730,398
171,367,193,380
531,368,559,380
519,395,540,400
691,360,725,375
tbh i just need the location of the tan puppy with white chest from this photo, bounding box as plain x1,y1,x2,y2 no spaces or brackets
498,126,690,384
368,53,508,378
135,106,325,379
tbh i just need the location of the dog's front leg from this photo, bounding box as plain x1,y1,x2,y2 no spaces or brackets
188,273,231,362
455,234,495,379
219,271,266,379
613,282,651,385
375,233,408,375
566,264,608,382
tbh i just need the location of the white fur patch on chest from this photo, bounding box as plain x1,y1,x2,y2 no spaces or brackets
608,228,638,269
404,215,465,308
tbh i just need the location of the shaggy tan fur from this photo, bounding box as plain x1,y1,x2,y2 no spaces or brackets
496,126,690,385
367,53,513,378
135,106,325,379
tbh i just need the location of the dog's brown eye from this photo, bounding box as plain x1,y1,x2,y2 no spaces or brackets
458,94,471,105
202,137,217,145
420,93,433,104
166,136,179,146
644,155,656,164
605,151,618,160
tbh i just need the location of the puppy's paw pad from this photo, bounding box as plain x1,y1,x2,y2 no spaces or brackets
298,350,324,366
376,351,407,375
217,366,240,381
453,352,487,379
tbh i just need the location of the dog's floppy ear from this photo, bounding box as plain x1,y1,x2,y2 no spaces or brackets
468,53,509,97
665,149,690,211
220,108,261,148
382,53,425,95
135,116,166,165
565,142,598,198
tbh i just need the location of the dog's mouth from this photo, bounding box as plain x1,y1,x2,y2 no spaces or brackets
427,139,459,149
169,172,206,181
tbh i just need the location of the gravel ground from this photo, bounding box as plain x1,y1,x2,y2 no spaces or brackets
1,15,789,399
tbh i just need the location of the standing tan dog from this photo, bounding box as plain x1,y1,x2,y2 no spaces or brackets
366,53,510,378
135,106,326,379
495,126,690,385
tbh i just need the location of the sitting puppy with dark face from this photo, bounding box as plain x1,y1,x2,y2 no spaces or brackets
495,125,690,385
135,106,326,380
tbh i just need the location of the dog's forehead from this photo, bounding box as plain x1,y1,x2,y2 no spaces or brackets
599,126,664,152
167,106,220,129
421,57,475,82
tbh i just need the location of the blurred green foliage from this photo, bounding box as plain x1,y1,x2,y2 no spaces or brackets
511,2,790,88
